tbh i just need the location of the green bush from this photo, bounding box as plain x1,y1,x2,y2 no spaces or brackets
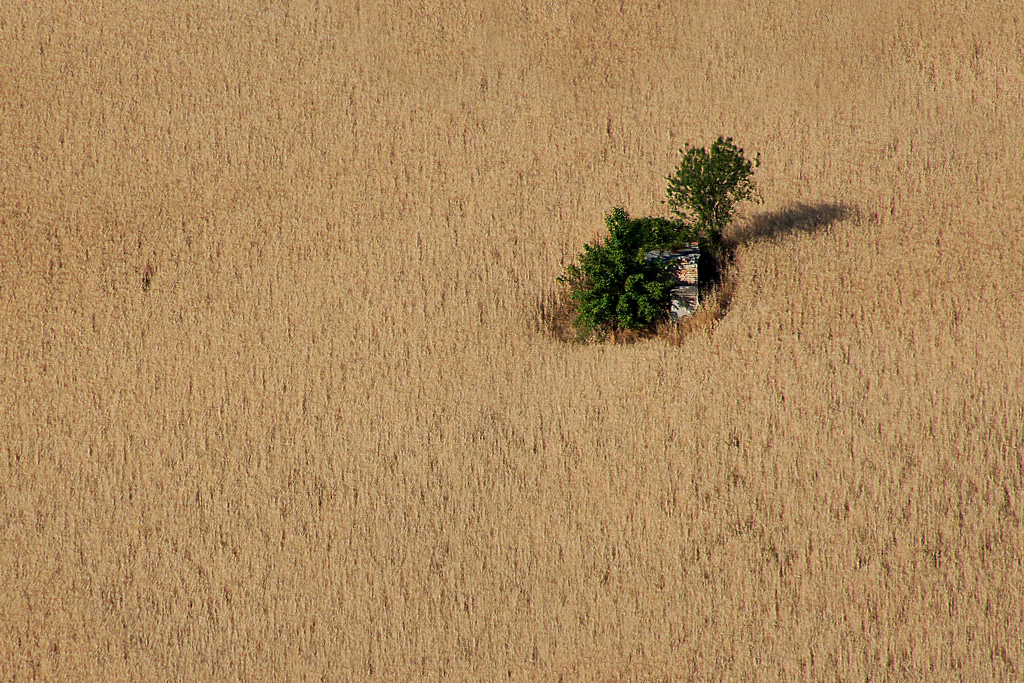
557,208,683,334
664,136,760,248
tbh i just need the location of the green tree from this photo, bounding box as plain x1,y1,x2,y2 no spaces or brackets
558,208,681,333
664,136,760,248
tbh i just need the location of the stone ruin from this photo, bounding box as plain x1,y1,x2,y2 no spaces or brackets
644,244,700,318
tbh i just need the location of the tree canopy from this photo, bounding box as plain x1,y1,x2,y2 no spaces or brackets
664,136,760,247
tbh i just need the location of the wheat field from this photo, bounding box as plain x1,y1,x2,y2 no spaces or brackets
2,1,1023,681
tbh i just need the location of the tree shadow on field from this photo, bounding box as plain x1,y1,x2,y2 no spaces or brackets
723,202,856,248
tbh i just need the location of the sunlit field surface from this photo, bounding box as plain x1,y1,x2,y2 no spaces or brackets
2,1,1022,680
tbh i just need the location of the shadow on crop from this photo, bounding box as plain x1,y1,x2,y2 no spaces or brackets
723,202,856,248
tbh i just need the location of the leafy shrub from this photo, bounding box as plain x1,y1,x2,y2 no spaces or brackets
557,207,683,334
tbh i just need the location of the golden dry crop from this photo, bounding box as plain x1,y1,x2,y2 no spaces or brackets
2,1,1022,681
